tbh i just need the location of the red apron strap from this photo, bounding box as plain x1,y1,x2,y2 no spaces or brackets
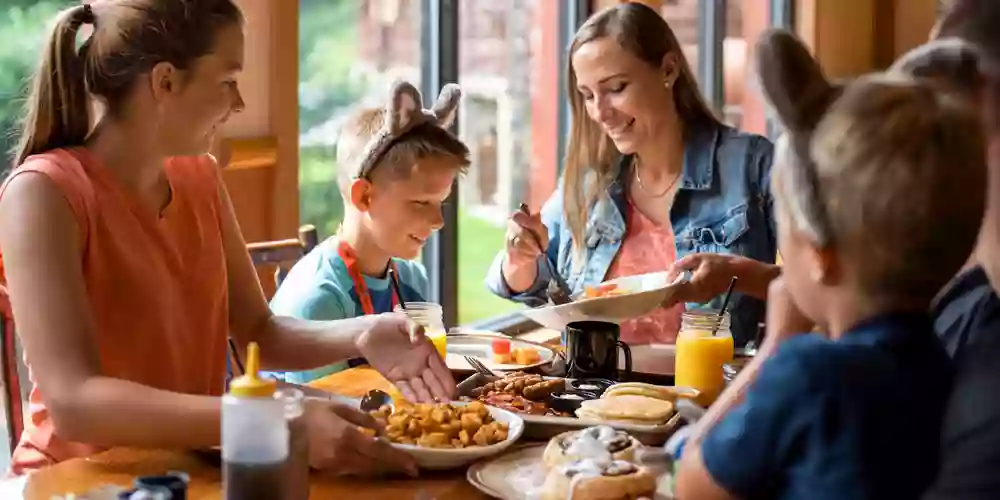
337,240,403,316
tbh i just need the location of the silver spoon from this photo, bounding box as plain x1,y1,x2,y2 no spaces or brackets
359,389,393,412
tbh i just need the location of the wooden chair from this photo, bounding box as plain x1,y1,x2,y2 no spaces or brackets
229,224,320,376
0,287,27,456
247,224,320,290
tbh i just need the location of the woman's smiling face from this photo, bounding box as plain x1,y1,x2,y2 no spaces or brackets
571,36,678,154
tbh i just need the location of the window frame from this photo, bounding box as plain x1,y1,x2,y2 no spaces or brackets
698,0,727,110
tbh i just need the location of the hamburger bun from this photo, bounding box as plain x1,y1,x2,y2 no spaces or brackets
540,458,657,500
542,426,642,468
576,395,675,426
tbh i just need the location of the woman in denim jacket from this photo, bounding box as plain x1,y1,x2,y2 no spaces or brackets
485,3,778,346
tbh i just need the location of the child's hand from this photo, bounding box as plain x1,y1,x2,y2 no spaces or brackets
303,398,418,477
355,313,456,403
763,277,815,351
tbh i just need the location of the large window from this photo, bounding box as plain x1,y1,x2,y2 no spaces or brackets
454,1,562,325
297,0,421,238
296,0,791,330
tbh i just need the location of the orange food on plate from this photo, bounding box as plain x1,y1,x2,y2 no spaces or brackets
492,338,511,364
584,283,627,298
512,347,541,365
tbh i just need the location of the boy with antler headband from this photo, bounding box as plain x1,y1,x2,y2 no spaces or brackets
674,30,985,499
268,81,469,384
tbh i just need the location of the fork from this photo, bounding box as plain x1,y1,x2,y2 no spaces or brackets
464,355,502,378
517,203,573,305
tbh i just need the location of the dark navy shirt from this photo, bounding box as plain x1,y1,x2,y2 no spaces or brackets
925,265,1000,500
701,313,953,500
932,265,1000,358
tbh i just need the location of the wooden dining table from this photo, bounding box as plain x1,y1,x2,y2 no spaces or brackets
11,367,497,500
8,333,679,499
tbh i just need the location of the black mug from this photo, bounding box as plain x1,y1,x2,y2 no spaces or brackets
564,321,632,380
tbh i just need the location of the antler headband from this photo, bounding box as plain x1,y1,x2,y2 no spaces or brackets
353,80,462,180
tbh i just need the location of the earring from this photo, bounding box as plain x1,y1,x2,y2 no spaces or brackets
664,79,672,88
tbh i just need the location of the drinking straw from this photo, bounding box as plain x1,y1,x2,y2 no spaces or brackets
711,277,739,336
387,267,408,311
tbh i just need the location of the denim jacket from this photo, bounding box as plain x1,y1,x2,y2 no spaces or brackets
485,123,776,345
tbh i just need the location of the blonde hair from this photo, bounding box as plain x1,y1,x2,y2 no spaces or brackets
760,29,986,303
563,2,720,262
335,106,470,191
14,0,243,167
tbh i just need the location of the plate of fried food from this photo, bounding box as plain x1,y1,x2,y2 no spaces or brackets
519,271,687,331
367,400,525,470
458,373,699,445
467,425,674,500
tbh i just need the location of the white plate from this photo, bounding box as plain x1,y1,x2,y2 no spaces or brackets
445,334,555,372
389,402,525,470
519,272,686,331
466,444,675,500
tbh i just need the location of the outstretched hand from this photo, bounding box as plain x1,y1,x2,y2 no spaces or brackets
355,313,456,403
664,253,779,307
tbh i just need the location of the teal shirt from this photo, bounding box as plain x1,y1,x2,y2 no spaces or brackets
266,237,430,383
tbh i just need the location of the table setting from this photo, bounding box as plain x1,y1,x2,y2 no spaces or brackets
9,271,754,500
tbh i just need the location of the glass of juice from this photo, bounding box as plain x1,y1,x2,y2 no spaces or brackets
394,302,447,359
675,310,735,407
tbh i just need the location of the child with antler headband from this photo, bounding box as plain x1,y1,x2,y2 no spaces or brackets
674,30,986,499
268,81,469,383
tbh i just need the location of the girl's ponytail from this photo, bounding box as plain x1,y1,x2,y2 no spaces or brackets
14,4,93,166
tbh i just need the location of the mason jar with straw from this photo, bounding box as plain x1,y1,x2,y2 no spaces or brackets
674,277,738,407
392,302,448,360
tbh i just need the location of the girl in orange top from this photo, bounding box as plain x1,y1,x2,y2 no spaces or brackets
0,1,453,477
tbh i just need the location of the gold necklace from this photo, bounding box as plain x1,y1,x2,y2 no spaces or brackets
633,158,681,198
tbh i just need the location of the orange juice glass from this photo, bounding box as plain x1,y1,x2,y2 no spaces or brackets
675,310,735,407
394,302,447,359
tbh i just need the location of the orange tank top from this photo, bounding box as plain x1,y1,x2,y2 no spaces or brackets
0,148,229,475
604,198,685,345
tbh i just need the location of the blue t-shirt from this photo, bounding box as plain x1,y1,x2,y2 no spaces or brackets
701,313,953,500
265,237,429,383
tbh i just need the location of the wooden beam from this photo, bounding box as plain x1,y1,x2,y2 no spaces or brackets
269,0,300,239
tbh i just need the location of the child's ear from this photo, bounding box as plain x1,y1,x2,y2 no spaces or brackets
755,29,838,134
348,178,375,212
431,83,462,129
388,81,425,135
806,244,840,287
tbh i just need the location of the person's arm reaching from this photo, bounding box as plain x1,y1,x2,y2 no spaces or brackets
667,253,781,304
0,171,222,449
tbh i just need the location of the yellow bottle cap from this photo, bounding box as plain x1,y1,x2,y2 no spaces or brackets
228,342,276,398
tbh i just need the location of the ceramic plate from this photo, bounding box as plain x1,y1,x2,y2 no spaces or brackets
466,444,675,500
389,402,525,470
445,334,555,372
519,272,687,331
